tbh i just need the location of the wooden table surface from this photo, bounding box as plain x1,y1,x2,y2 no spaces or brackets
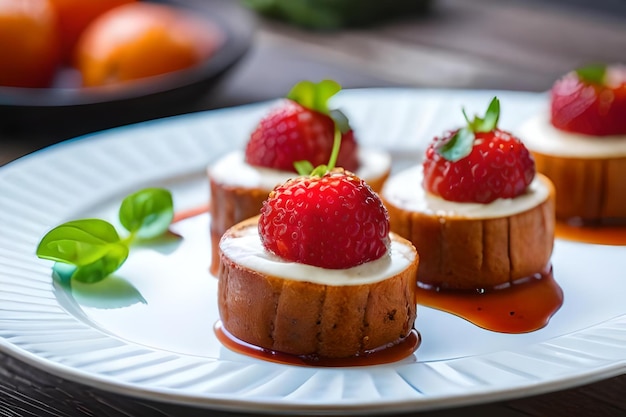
1,0,625,415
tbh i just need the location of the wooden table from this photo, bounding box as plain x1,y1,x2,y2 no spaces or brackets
1,0,625,415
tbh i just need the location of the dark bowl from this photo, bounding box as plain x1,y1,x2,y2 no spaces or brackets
0,0,256,140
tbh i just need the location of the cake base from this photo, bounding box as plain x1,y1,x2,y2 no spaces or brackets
533,151,626,224
217,218,419,359
383,173,555,291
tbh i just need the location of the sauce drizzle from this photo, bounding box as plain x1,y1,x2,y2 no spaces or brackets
172,203,210,224
215,321,421,367
416,266,563,333
555,221,626,245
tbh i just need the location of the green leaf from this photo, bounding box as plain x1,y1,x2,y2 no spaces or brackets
119,188,173,239
576,64,606,85
52,241,129,284
436,127,475,162
478,97,500,132
310,164,329,177
436,96,502,162
468,97,500,133
37,219,121,266
38,187,175,285
294,160,314,176
70,246,129,283
286,79,341,114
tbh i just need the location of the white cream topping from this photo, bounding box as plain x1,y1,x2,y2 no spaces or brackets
381,165,550,219
208,149,391,190
220,225,416,286
519,113,626,157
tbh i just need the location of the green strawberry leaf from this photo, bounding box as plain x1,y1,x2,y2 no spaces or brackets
286,79,341,114
466,97,500,133
477,96,500,132
119,188,173,239
294,160,314,176
436,127,475,162
576,64,606,86
436,97,500,162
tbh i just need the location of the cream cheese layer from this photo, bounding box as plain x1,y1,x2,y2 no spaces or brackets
381,165,551,219
220,225,416,286
519,113,626,158
208,149,391,190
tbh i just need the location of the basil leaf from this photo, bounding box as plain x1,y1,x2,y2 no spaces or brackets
70,246,129,284
576,64,606,85
436,127,475,162
37,219,121,266
287,79,341,114
119,188,173,239
53,242,128,284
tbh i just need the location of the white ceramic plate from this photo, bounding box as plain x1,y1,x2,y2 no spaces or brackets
0,89,624,415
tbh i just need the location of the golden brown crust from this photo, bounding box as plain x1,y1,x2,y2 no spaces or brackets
217,219,418,358
209,168,390,276
383,174,555,290
209,178,269,275
532,151,626,223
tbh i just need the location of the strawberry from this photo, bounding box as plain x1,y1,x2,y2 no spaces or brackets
258,168,390,269
422,97,535,204
244,80,359,173
550,64,626,136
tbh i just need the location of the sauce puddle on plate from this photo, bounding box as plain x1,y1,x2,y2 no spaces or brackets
416,266,563,333
215,322,421,367
173,203,210,223
555,221,626,245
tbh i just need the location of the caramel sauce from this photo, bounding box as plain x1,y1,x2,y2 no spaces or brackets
555,220,626,245
214,321,421,367
175,204,561,362
172,203,210,223
416,266,563,333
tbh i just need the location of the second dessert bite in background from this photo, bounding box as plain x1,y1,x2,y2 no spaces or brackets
382,97,556,291
519,63,626,225
208,80,391,274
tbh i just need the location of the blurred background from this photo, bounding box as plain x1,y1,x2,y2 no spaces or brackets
1,1,626,416
1,0,625,161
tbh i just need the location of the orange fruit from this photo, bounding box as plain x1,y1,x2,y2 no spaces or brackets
0,0,60,88
75,2,223,87
48,0,136,64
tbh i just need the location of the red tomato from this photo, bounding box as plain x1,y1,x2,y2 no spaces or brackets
48,0,136,64
75,2,223,87
0,0,60,88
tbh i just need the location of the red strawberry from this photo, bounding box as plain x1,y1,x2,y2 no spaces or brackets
258,168,390,269
422,97,535,204
245,80,359,173
551,64,626,136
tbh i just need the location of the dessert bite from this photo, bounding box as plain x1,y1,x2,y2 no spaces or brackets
208,80,391,274
217,145,419,360
519,64,626,224
381,97,556,291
